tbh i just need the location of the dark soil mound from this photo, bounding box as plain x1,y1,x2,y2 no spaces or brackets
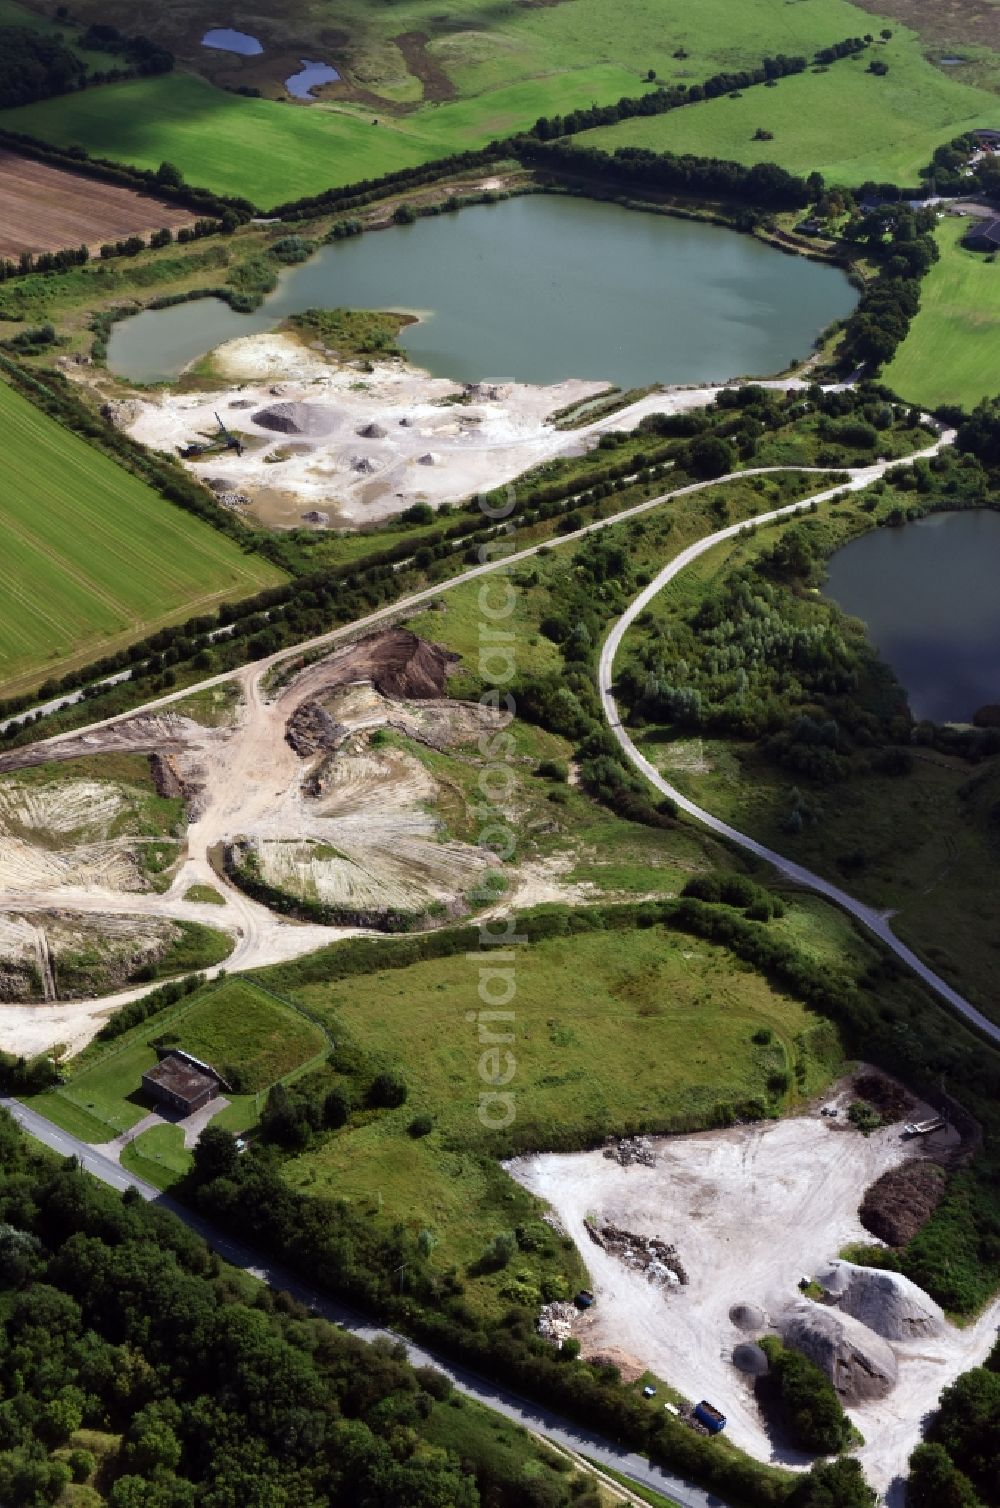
860,1160,947,1247
344,627,460,700
853,1070,910,1122
286,701,346,757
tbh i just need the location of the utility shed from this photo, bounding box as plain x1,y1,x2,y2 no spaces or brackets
142,1053,218,1115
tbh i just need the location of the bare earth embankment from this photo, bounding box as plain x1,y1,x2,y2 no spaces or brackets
0,629,517,1053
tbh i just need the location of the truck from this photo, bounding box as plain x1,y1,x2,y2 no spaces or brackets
693,1400,727,1435
903,1117,945,1138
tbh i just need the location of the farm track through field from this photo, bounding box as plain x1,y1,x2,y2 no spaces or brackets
2,408,991,1061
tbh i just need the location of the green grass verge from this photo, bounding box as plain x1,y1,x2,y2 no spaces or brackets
583,1456,680,1507
120,1121,190,1189
0,379,283,695
576,43,998,187
152,919,233,976
183,883,226,905
883,217,1000,410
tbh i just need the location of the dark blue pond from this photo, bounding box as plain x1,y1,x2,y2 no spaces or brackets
823,509,1000,723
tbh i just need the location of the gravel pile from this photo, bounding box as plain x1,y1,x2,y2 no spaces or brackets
732,1342,770,1376
778,1300,898,1402
252,402,338,436
729,1301,768,1333
817,1260,946,1341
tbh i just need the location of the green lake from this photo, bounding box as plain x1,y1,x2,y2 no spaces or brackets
107,195,857,386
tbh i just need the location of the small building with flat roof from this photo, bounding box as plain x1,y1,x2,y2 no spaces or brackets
142,1052,219,1115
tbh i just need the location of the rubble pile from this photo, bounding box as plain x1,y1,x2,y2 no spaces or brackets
285,700,348,756
603,1135,657,1167
537,1301,577,1348
585,1219,688,1287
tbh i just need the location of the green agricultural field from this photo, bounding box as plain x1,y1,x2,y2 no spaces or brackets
7,0,994,205
0,66,645,208
261,922,842,1298
883,217,1000,409
577,44,998,188
30,979,327,1140
0,379,283,694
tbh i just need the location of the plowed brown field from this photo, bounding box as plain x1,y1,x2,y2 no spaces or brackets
0,151,194,257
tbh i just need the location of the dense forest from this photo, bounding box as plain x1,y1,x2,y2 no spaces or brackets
0,1112,597,1507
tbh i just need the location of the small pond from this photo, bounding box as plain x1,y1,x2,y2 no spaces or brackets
201,28,263,55
107,194,857,388
286,60,341,99
822,509,1000,723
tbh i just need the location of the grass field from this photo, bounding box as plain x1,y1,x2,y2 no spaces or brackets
0,380,283,694
577,44,999,188
0,67,646,208
883,217,1000,409
5,0,996,204
262,921,842,1305
30,978,328,1139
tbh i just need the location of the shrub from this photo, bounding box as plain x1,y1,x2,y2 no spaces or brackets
369,1070,408,1108
758,1336,852,1453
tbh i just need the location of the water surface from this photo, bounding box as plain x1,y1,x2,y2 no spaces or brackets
823,510,1000,723
108,195,857,387
286,59,341,98
201,28,263,55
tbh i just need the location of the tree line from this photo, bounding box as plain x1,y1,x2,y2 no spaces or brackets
531,35,876,143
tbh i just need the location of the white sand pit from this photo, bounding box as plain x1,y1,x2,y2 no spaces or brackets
509,1107,1000,1493
126,332,822,529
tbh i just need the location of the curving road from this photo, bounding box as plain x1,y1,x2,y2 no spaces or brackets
0,1096,723,1508
6,427,994,1056
598,435,1000,1046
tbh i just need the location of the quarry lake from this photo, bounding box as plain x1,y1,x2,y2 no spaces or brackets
107,196,856,386
823,509,1000,724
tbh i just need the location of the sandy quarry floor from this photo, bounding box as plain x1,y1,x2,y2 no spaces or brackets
123,332,800,529
509,1087,1000,1503
0,630,594,1054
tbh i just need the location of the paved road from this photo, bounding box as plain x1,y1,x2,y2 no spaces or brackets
599,436,1000,1047
1,1096,725,1508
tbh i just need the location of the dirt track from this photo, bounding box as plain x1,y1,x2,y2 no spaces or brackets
0,151,194,258
0,630,507,1051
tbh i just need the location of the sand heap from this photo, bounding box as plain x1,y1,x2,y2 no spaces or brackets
777,1300,898,1402
251,401,338,436
817,1261,946,1342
